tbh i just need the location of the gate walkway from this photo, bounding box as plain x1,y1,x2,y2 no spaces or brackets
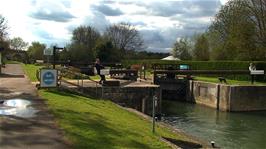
0,64,70,149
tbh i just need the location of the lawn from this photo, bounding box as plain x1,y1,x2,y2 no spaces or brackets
195,76,266,85
22,63,110,82
22,64,43,82
40,89,199,149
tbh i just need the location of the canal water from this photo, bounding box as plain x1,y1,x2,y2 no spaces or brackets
162,100,266,149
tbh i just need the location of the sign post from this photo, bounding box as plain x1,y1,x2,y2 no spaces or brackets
40,69,58,88
0,47,4,74
0,52,2,74
44,48,53,64
52,46,64,69
152,95,158,134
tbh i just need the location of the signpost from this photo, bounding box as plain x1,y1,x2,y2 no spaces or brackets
44,48,53,64
53,46,64,69
40,69,58,88
152,95,158,134
0,47,4,74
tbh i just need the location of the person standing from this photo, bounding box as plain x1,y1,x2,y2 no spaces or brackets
249,63,256,71
249,63,256,84
95,58,106,84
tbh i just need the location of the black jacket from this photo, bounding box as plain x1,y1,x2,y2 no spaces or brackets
95,63,104,75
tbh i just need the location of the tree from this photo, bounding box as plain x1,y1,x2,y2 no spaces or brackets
95,40,121,62
193,34,210,61
27,42,46,60
0,15,8,41
208,0,264,60
71,26,100,50
10,37,28,50
247,0,266,47
172,38,192,60
68,26,100,62
104,22,144,54
0,15,10,60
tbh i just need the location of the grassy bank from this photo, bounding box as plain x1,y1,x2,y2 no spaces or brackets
22,63,203,148
40,89,200,148
195,76,266,85
22,64,42,82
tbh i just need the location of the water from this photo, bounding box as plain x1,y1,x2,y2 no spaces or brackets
162,100,266,149
0,99,38,118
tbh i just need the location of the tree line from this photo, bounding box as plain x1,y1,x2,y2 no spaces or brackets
0,18,167,63
2,0,265,62
172,0,266,61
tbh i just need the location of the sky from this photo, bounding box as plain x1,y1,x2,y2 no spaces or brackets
0,0,229,52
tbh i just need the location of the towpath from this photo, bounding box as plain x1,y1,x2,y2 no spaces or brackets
0,64,70,149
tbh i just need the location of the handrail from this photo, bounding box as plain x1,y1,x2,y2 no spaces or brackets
154,70,250,75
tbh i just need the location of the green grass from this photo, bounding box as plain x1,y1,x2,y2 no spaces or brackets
195,76,266,85
39,89,198,149
22,64,43,82
22,63,204,148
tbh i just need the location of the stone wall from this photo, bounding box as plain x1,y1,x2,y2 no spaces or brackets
189,81,266,111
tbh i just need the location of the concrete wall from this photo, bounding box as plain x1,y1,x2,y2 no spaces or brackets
189,81,266,111
189,81,219,109
82,86,160,115
229,86,266,111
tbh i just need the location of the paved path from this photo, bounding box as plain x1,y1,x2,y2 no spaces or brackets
0,64,70,149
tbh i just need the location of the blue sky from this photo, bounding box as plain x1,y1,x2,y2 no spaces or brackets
0,0,228,52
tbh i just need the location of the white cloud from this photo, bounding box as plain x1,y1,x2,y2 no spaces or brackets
0,0,221,52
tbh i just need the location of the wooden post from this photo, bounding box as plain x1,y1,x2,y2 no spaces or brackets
0,52,2,74
52,46,55,69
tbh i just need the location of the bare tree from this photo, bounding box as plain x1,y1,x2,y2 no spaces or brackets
104,22,144,52
10,37,28,50
0,15,8,41
247,0,266,46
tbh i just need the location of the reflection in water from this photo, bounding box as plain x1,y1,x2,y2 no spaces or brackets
0,99,38,118
162,100,266,149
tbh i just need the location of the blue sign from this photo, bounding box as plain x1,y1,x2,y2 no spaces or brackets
43,71,55,85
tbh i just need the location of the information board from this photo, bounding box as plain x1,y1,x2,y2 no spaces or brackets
43,48,53,56
250,70,264,75
40,69,58,87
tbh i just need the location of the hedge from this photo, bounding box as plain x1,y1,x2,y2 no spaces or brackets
122,60,266,82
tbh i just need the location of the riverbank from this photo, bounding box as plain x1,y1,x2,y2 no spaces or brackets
39,88,206,148
22,63,207,148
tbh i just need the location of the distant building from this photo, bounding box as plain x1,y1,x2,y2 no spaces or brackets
161,55,180,61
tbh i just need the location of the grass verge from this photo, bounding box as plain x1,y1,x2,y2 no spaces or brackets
195,76,266,85
22,64,42,82
39,89,200,148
